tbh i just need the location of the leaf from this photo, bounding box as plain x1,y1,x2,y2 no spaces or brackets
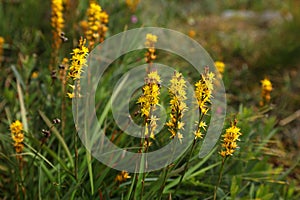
39,110,74,168
230,176,239,199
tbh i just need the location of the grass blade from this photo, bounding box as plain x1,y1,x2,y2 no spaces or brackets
39,110,74,168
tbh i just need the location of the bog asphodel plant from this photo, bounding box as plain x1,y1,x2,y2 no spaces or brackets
219,119,242,157
260,78,273,106
214,61,225,76
84,2,109,49
214,118,242,200
194,68,215,139
145,33,157,65
67,37,89,98
99,10,109,43
137,71,161,139
10,120,24,154
166,72,187,142
51,0,64,51
115,170,131,183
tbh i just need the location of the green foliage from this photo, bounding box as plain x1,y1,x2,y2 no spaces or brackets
0,0,299,199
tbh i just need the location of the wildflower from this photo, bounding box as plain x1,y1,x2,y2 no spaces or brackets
194,121,207,139
31,71,39,79
10,120,24,153
85,2,109,49
260,78,272,106
188,29,196,38
0,36,4,62
137,71,161,118
194,68,215,115
85,2,101,48
137,71,161,138
214,61,225,75
166,72,187,142
115,170,131,183
144,139,152,148
125,0,140,12
51,0,64,51
193,68,214,139
145,34,157,64
99,11,109,43
67,38,89,98
219,119,242,157
131,15,138,23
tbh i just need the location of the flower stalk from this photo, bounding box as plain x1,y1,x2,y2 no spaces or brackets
260,78,273,106
50,0,64,70
175,68,214,195
214,119,242,200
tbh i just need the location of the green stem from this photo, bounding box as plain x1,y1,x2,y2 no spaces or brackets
74,81,79,181
141,137,149,200
214,157,226,200
174,138,197,195
157,165,171,200
74,127,78,181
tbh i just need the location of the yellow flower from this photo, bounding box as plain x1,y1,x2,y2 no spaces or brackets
31,71,39,79
137,71,161,118
67,38,89,98
115,170,131,183
145,34,157,64
193,69,215,140
0,37,4,45
10,120,23,134
0,36,4,62
260,78,272,106
51,0,64,50
194,69,215,115
166,72,187,142
137,71,161,139
194,130,203,139
188,29,196,38
125,0,140,12
219,119,242,157
99,11,109,43
214,61,225,75
84,2,109,48
261,79,272,92
10,120,24,153
68,38,89,80
14,143,24,154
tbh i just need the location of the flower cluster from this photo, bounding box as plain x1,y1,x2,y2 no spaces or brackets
220,120,242,157
10,120,24,154
214,61,225,75
260,78,272,106
67,38,89,98
0,36,4,62
194,68,215,139
51,0,64,50
194,121,207,139
84,2,109,49
137,71,161,138
125,0,140,12
99,11,109,43
166,72,187,142
137,71,161,118
145,34,157,64
115,170,131,183
194,68,215,115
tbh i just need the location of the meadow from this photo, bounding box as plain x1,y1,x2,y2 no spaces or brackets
0,0,300,199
